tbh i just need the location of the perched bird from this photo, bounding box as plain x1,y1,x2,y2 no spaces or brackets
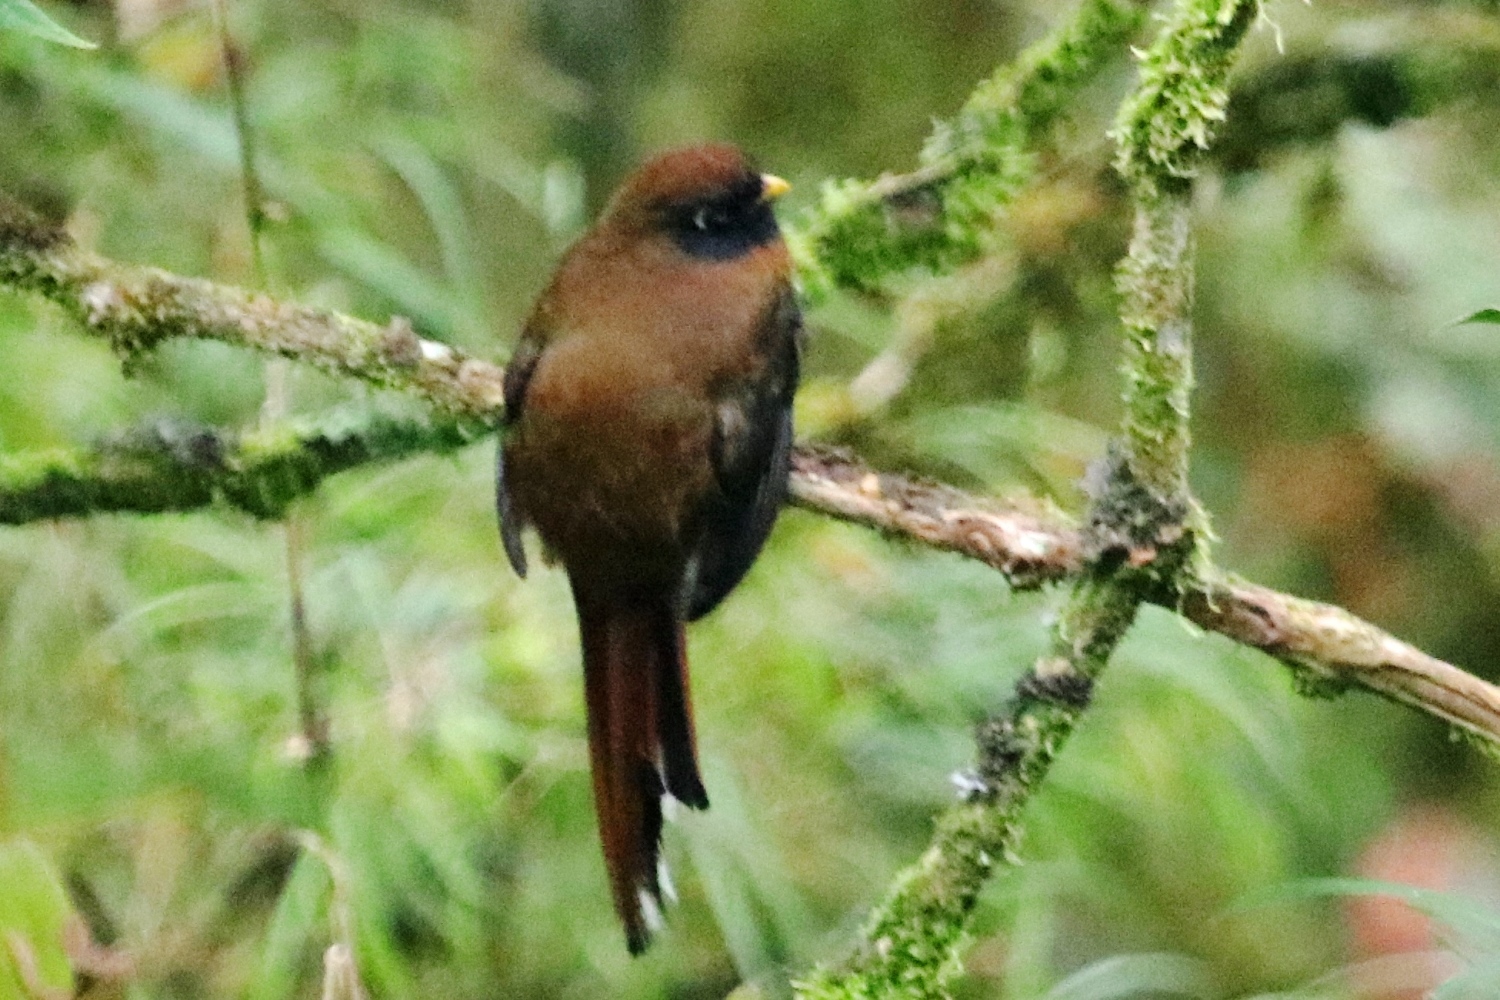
496,144,801,953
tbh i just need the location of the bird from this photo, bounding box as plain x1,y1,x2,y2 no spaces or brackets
495,143,801,953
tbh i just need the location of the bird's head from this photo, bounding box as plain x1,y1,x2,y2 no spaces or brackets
599,143,791,262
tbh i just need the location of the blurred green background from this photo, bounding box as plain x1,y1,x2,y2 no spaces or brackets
3,0,1500,996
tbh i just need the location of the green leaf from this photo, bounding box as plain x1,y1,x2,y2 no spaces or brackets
0,838,75,1000
1044,953,1217,1000
1454,309,1500,326
249,854,330,1000
0,0,95,48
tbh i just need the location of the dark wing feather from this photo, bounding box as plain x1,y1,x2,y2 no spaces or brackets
686,284,802,621
496,330,545,578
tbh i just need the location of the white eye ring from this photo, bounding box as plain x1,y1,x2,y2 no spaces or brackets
693,207,710,231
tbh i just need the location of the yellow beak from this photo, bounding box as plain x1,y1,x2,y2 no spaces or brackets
760,174,792,201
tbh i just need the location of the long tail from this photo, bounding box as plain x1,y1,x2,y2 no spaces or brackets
571,582,708,954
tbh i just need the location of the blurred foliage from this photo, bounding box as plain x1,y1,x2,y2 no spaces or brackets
0,837,76,999
0,0,95,49
2,0,1500,998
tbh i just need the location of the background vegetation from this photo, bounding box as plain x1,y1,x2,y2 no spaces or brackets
2,0,1500,997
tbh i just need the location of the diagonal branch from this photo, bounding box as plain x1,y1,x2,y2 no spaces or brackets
797,0,1262,993
792,0,1148,296
5,422,1490,748
792,448,1500,745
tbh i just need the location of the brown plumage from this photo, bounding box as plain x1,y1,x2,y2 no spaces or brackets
496,144,801,953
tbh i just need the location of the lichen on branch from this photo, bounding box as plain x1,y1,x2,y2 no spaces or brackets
0,199,507,420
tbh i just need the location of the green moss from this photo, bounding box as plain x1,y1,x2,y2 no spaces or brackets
791,0,1147,297
0,409,486,524
796,574,1153,999
1115,153,1195,499
1113,0,1261,198
1283,657,1353,701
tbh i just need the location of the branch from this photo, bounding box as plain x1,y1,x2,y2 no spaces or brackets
798,0,1259,993
0,409,484,523
790,0,1148,296
7,429,1488,747
1185,577,1500,745
0,199,505,419
792,447,1500,743
788,446,1080,589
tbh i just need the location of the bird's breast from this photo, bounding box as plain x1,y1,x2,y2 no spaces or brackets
507,337,717,578
505,236,789,578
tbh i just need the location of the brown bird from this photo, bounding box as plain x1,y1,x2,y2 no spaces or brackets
496,144,801,953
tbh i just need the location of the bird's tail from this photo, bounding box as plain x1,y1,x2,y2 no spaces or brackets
571,582,708,954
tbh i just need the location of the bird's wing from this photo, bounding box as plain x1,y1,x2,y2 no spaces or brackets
496,327,546,578
686,283,802,621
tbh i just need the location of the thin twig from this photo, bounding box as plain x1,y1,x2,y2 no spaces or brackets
211,0,326,761
210,0,267,282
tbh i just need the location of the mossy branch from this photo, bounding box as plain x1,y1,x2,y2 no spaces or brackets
1113,0,1260,199
0,199,505,420
788,0,1149,297
7,431,1493,750
793,1,1260,996
0,408,485,523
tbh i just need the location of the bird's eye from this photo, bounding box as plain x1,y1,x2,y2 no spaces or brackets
669,192,773,260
